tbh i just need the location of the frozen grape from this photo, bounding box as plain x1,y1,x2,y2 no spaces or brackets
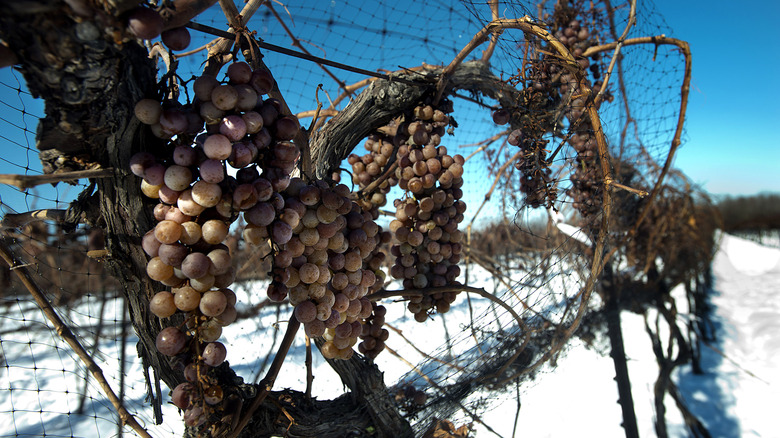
203,134,233,160
227,61,252,84
159,110,187,136
155,326,187,356
190,274,215,292
201,219,229,245
134,99,161,125
158,242,188,266
215,303,237,326
150,291,176,318
190,181,222,208
203,385,224,405
200,290,227,317
171,382,194,409
194,75,219,101
211,84,238,111
142,230,162,257
140,180,161,198
147,256,173,282
219,115,247,142
249,68,274,95
245,202,275,227
179,221,202,245
199,101,225,124
174,286,201,311
199,319,223,342
177,189,206,217
492,109,510,125
242,111,264,134
173,145,196,167
127,7,163,40
181,252,211,279
154,220,182,245
294,300,317,323
199,159,225,184
207,248,232,276
161,26,191,51
164,165,192,191
235,84,258,112
271,221,293,244
202,338,227,365
274,116,299,140
183,405,206,427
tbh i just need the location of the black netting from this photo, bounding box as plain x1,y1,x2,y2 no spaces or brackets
0,0,694,436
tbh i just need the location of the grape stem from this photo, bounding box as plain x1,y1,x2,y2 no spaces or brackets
228,315,301,438
479,0,501,63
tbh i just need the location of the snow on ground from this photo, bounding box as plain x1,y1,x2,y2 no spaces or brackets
498,233,780,438
1,233,778,437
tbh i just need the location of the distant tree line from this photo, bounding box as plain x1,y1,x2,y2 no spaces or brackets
717,193,780,232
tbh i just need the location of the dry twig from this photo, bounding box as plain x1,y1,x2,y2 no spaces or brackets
0,168,113,190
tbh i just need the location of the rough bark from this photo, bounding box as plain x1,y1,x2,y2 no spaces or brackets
315,338,415,438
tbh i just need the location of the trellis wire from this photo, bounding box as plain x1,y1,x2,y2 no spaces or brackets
0,0,689,436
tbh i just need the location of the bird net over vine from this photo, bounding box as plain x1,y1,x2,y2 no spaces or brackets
0,0,693,437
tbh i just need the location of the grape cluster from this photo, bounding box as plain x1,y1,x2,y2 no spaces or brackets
348,131,398,295
493,113,556,209
348,131,396,213
131,60,303,426
358,303,388,359
567,132,602,218
242,178,383,360
507,2,609,216
547,5,606,219
551,10,610,101
388,103,466,321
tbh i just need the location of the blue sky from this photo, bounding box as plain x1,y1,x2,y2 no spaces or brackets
652,0,780,196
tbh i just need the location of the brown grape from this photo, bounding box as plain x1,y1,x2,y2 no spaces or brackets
199,290,227,317
174,286,201,311
147,257,174,282
134,99,162,125
127,7,163,40
156,327,187,356
150,291,176,318
211,85,238,111
171,382,195,409
181,252,211,279
161,27,191,51
202,341,227,366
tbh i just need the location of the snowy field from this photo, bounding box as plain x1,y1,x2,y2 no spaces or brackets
1,232,778,438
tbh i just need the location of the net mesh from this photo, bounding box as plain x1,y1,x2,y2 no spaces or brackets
0,0,690,436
